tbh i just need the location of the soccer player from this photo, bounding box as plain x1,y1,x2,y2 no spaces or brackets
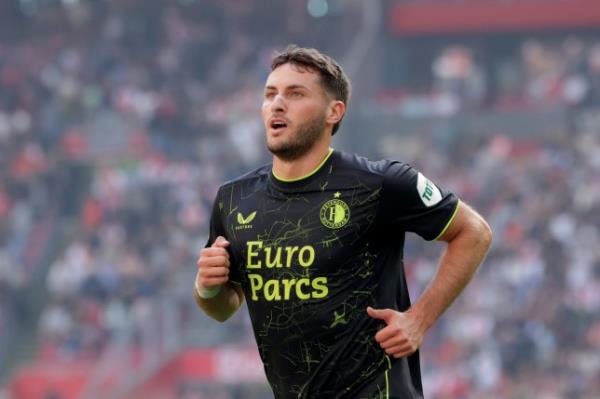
194,45,492,399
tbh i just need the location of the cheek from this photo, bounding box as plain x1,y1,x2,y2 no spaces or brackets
296,103,321,118
261,102,271,121
303,104,327,122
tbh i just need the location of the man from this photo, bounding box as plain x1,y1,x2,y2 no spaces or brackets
194,45,492,399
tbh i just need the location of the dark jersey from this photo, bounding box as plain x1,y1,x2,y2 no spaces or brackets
206,149,459,399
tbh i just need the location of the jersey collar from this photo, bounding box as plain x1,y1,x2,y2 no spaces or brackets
270,148,335,191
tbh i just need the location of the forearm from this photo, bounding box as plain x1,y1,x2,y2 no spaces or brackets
409,216,492,332
194,281,244,322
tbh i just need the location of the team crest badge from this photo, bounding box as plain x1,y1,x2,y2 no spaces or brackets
320,192,350,229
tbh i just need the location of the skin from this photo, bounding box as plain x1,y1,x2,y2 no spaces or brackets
263,63,345,179
194,236,243,323
195,62,493,363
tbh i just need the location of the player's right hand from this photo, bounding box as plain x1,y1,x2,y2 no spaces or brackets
197,236,230,290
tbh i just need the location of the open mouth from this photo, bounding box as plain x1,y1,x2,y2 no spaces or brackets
270,118,288,132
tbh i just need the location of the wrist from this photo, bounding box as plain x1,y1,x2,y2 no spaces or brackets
195,278,222,299
405,305,432,334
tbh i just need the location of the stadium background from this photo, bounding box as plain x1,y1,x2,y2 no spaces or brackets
0,0,599,398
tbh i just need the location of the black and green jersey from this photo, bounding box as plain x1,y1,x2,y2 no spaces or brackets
206,148,459,399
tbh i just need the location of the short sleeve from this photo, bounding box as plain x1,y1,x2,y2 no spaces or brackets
380,162,459,241
204,188,241,283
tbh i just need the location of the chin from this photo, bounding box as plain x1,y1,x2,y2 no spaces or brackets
267,144,288,157
266,136,291,152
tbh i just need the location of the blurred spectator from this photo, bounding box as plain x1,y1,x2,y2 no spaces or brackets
375,35,600,115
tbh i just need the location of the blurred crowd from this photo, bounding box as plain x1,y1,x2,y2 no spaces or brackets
373,36,600,117
0,0,599,398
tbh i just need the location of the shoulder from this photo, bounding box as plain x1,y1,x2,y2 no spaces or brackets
333,150,405,177
218,163,271,193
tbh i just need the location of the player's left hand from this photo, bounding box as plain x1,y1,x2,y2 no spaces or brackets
366,306,424,358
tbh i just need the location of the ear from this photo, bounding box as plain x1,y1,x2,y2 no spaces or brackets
326,100,346,126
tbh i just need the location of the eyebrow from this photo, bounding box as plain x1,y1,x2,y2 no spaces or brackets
264,84,310,92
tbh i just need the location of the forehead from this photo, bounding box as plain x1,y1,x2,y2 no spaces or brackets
264,63,323,91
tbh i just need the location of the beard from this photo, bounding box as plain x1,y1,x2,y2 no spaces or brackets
267,111,326,161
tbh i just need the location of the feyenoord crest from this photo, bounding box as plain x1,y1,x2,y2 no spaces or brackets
320,192,350,229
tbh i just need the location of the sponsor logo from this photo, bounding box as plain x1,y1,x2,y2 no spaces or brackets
235,211,257,230
245,241,328,301
417,172,442,207
320,192,350,229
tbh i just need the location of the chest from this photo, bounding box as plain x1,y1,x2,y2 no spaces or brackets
223,187,380,286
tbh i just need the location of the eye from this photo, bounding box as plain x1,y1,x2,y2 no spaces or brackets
264,91,276,100
290,91,303,98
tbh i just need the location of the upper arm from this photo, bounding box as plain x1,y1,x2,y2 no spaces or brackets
380,162,460,241
436,200,492,244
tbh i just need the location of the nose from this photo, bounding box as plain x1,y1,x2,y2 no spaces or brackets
270,94,287,113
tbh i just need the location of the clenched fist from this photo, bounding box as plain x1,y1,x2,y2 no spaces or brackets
196,236,231,293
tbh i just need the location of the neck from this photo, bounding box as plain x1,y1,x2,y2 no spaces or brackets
272,141,333,181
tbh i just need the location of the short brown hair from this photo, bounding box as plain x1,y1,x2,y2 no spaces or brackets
271,45,351,136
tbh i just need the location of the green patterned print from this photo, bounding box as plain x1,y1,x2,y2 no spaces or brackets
206,149,458,399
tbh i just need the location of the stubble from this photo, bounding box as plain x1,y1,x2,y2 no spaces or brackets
267,111,327,161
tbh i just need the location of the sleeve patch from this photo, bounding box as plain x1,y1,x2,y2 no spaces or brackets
417,172,443,207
